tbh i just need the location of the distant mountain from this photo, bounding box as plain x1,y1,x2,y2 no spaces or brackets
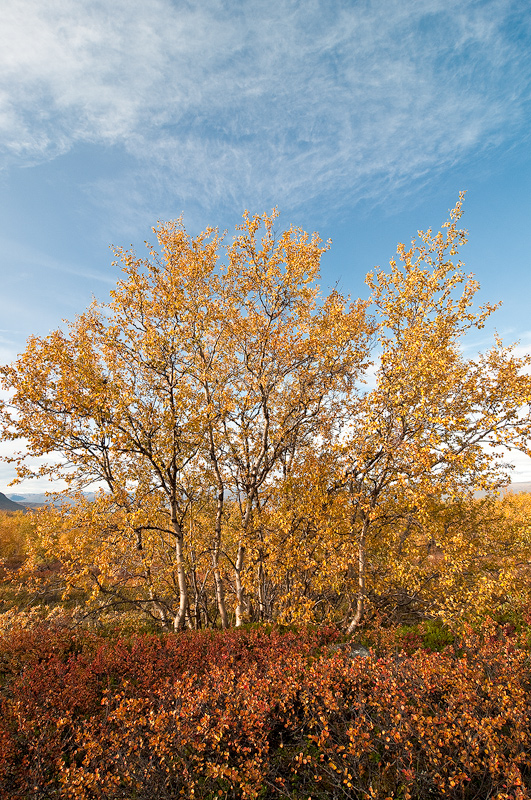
0,492,27,512
3,492,98,508
501,481,531,495
474,481,531,499
5,493,56,506
1,484,530,510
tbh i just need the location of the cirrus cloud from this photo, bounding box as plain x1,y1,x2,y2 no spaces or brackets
0,0,529,212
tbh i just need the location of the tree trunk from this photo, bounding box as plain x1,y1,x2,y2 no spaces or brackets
257,556,266,621
235,493,257,627
190,564,202,629
172,511,189,631
346,515,369,635
213,487,229,629
235,543,246,627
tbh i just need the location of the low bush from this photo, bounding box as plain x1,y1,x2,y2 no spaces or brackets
0,620,529,799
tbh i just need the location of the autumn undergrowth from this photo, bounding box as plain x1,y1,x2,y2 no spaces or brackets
0,617,530,800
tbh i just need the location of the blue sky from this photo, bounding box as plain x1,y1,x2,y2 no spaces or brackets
1,0,531,492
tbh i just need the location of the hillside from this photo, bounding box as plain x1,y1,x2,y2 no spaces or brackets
0,492,26,512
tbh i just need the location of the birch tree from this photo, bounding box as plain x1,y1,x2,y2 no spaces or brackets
0,210,369,629
337,195,531,632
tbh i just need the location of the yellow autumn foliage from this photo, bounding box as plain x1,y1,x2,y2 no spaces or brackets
1,198,531,631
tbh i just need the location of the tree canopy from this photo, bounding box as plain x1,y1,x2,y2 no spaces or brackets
1,198,530,631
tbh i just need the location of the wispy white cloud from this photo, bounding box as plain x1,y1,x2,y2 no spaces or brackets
0,234,118,362
1,0,530,213
0,236,115,284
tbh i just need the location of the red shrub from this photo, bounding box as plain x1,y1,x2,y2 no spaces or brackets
0,622,529,799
